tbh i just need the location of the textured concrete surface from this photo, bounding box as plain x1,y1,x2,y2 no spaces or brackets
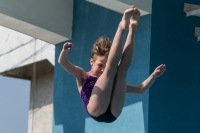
0,0,73,44
0,26,55,74
0,25,54,133
28,61,54,133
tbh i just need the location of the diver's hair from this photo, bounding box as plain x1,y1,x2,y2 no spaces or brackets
90,36,112,59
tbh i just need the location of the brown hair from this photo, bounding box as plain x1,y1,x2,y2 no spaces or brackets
90,36,112,59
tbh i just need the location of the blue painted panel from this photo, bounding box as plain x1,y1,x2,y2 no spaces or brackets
149,0,200,132
53,1,151,132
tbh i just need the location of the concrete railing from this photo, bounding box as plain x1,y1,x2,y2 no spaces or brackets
184,3,200,41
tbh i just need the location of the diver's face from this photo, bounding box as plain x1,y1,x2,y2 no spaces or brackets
90,55,107,77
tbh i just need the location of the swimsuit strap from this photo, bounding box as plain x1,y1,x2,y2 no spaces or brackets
87,72,98,78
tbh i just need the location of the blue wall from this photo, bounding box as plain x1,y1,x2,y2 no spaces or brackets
149,0,200,133
53,1,152,133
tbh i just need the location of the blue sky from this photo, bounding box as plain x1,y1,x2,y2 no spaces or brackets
0,75,30,133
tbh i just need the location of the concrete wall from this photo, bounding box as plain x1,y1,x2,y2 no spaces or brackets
53,0,151,133
29,61,54,133
86,0,152,15
0,25,55,133
149,0,200,133
0,25,55,74
0,0,73,44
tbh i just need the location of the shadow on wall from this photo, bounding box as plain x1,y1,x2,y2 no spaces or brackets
149,0,200,133
54,0,151,133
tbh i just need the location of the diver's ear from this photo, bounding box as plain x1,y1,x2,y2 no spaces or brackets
90,58,94,66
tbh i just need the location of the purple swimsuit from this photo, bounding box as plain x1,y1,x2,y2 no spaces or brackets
80,72,116,123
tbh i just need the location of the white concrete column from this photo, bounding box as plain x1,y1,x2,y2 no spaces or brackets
28,62,54,133
0,25,55,133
